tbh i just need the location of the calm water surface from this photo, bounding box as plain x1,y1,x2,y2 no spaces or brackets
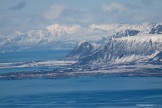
0,50,162,108
0,50,70,73
0,76,162,108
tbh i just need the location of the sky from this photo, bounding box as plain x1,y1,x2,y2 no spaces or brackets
0,0,162,35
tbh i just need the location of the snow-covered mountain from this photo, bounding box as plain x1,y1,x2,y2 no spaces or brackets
0,24,107,52
0,24,82,51
149,24,162,34
90,23,153,34
1,23,162,79
149,51,162,64
64,41,100,60
1,23,162,52
67,34,162,65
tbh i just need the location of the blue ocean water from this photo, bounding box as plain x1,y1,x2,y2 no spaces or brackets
0,50,162,108
0,50,70,73
0,50,70,63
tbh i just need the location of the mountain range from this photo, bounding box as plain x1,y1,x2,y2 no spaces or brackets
63,23,162,63
67,35,162,65
1,23,162,52
1,23,162,79
63,23,162,71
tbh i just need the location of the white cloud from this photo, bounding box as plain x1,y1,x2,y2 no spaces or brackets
43,4,66,20
102,2,126,12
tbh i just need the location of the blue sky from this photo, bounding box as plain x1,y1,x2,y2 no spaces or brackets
0,0,162,35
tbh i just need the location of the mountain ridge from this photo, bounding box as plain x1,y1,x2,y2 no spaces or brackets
1,23,162,52
67,34,162,65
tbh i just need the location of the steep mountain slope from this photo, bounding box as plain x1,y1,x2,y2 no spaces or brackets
149,24,162,34
73,35,162,64
64,41,100,60
149,51,162,64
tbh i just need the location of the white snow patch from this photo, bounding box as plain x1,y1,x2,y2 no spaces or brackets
0,60,76,68
46,24,81,34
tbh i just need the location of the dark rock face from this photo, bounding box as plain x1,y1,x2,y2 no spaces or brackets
149,51,162,64
64,41,97,60
114,29,140,38
77,37,162,65
149,24,162,34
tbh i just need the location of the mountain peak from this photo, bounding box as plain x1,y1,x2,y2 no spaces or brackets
46,24,81,35
64,41,100,60
1,23,162,52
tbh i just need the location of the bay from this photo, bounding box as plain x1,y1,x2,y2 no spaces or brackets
0,50,162,108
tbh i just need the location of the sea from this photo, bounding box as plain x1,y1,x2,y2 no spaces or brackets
0,50,162,108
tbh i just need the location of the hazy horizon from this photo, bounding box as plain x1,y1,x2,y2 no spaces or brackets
0,0,162,35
